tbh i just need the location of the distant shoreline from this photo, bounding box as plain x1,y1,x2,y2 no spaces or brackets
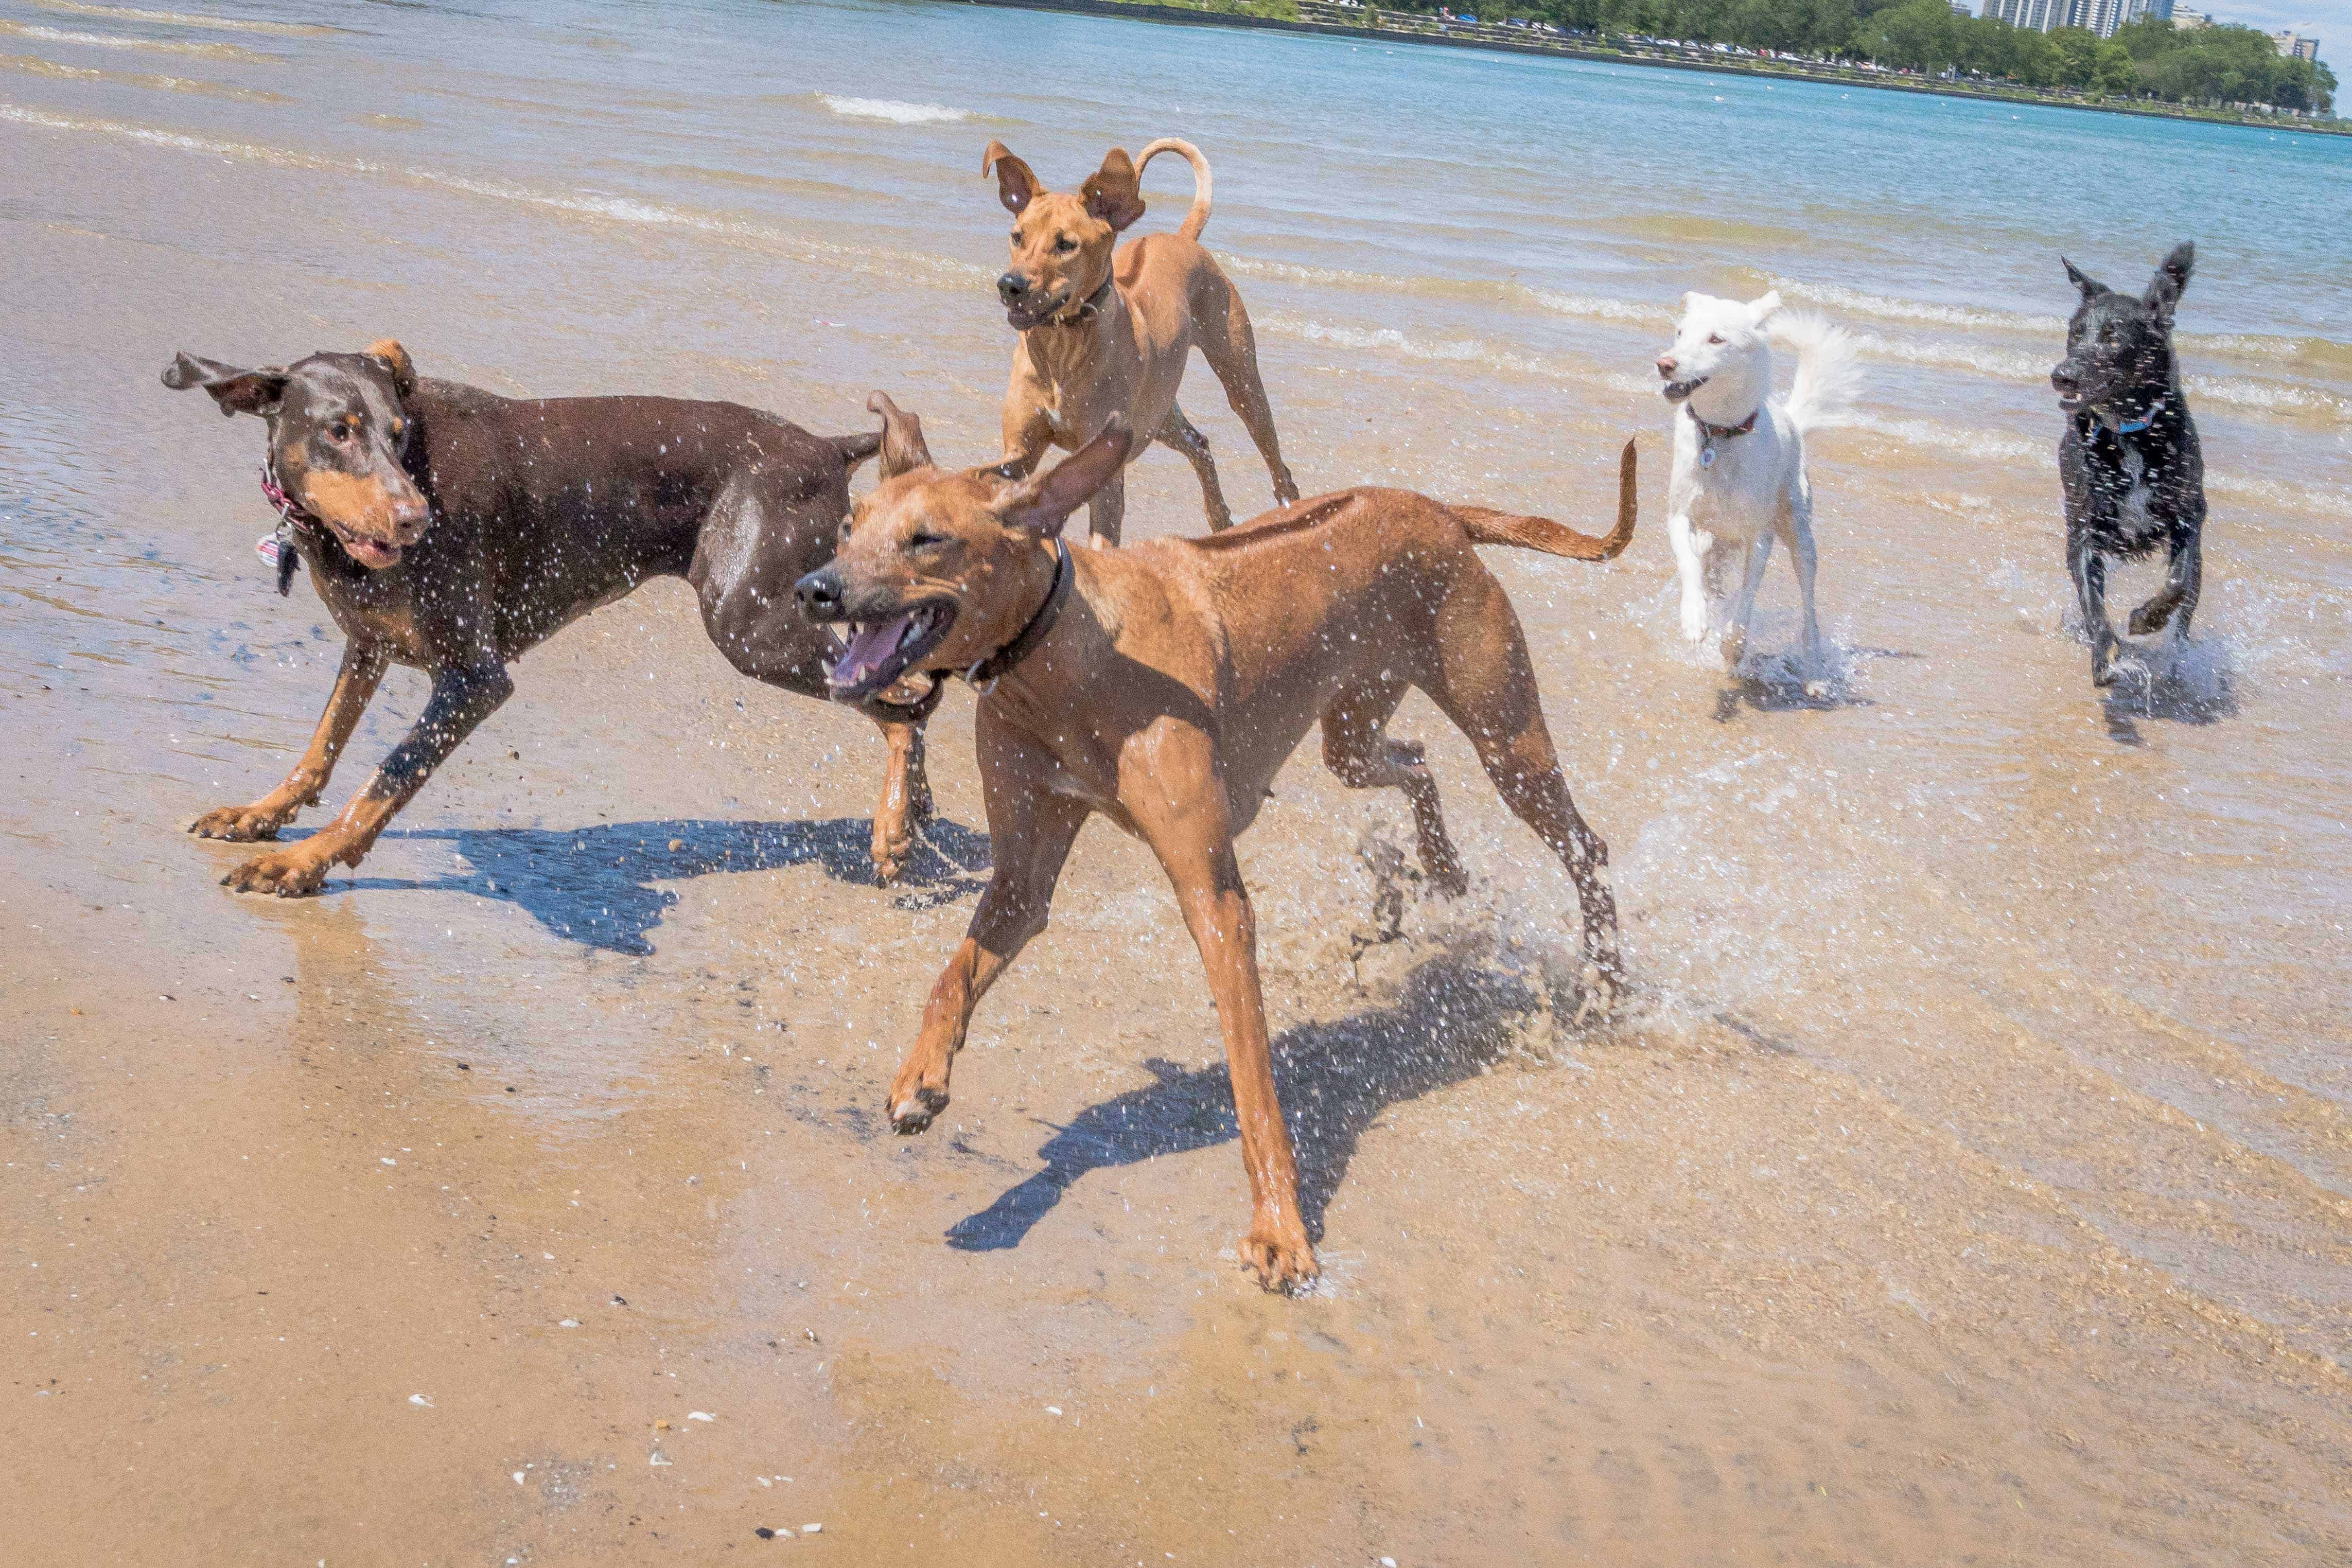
951,0,2350,138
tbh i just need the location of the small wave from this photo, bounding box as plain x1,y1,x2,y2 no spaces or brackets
0,19,272,59
0,100,996,292
0,49,284,99
1259,312,1582,382
813,93,972,126
1848,414,2047,465
1770,277,2062,336
25,0,334,35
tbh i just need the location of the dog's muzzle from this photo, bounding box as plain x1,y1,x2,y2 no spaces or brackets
1660,375,1707,402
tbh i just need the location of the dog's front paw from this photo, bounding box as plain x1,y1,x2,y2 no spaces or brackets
887,1071,949,1135
222,847,331,897
2092,648,2122,688
189,802,293,842
1238,1225,1319,1295
1570,961,1621,1028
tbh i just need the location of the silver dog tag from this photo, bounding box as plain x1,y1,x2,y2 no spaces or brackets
1699,443,1717,469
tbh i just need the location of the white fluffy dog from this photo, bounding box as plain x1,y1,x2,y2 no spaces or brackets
1654,290,1860,683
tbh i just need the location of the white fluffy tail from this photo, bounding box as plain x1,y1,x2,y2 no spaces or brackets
1775,310,1862,435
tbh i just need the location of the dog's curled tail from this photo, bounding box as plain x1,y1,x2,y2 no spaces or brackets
1451,439,1637,562
1137,137,1213,242
1776,310,1863,435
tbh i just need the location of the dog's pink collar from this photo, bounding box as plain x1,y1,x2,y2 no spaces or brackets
259,456,324,596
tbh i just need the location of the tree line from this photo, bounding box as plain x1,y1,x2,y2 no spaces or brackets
1368,2,2336,111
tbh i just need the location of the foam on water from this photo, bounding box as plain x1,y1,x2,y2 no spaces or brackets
812,93,974,126
23,0,335,35
0,19,272,59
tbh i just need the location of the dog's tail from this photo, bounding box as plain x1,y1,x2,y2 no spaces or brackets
1776,310,1862,435
1451,439,1637,562
1137,138,1212,242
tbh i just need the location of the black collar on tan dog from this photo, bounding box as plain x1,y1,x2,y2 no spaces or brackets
1686,402,1759,469
1047,278,1116,328
961,537,1073,693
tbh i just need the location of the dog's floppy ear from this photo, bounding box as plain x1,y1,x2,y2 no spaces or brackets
363,338,417,398
997,417,1132,538
982,140,1040,217
1748,290,1783,325
1080,147,1146,232
2061,256,2108,299
161,352,288,418
2144,241,2193,323
866,391,934,479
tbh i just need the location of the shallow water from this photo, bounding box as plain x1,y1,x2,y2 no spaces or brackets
4,1,2351,1563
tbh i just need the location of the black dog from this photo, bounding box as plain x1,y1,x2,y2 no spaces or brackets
164,341,942,895
2050,242,2206,687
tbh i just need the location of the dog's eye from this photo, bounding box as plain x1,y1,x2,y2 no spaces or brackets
909,531,949,551
1706,334,1724,346
1054,236,1077,254
330,421,358,444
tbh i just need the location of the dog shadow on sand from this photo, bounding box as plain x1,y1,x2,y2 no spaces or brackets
2096,640,2239,746
1711,644,1916,722
945,940,1578,1256
328,816,991,954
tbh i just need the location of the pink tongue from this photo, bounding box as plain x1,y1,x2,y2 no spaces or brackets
832,613,915,684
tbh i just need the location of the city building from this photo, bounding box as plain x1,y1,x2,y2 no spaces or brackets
1982,0,2155,36
2271,30,2320,60
2172,7,2210,27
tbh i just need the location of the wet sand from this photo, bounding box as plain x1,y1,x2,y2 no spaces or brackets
7,2,2352,1564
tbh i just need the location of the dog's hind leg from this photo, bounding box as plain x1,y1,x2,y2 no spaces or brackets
2130,530,2202,639
1424,578,1623,1001
1724,531,1775,675
1781,490,1826,683
1321,677,1467,897
1191,269,1300,506
191,640,388,842
1086,468,1127,549
1158,405,1233,532
865,709,935,885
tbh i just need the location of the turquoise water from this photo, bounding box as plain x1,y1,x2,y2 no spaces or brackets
8,0,2342,475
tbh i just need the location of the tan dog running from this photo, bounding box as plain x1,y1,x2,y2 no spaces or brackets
983,137,1298,544
794,397,1636,1291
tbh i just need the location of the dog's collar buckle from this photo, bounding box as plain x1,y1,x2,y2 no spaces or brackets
1051,278,1116,327
961,537,1073,693
2116,397,2165,435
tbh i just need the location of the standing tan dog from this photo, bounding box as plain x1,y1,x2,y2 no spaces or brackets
796,397,1635,1291
983,137,1299,545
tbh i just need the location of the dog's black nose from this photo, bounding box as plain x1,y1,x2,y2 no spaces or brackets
795,567,844,620
2050,366,2080,395
997,271,1031,302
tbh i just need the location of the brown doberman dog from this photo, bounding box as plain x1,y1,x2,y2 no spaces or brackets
163,341,939,894
796,399,1636,1291
984,137,1298,544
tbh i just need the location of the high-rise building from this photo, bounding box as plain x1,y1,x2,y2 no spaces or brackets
2172,7,2210,28
1983,0,2150,34
2271,30,2320,60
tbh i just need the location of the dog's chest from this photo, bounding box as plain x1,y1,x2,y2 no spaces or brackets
2084,439,2165,553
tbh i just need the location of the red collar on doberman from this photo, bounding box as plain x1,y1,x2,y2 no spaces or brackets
259,456,324,596
960,537,1073,693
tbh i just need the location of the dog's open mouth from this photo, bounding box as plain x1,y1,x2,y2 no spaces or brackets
329,522,403,569
1005,290,1071,331
1661,376,1708,402
827,602,956,700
